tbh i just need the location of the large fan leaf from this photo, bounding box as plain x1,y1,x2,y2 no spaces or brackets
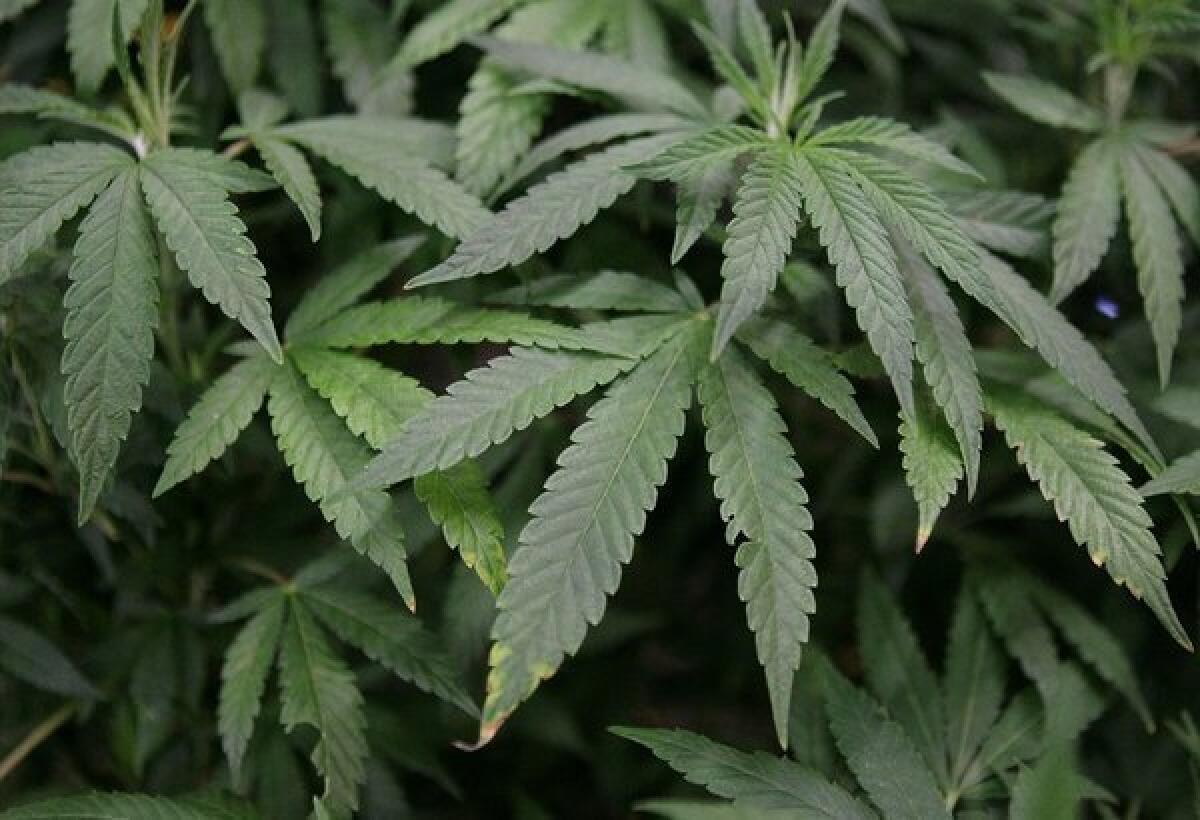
697,348,816,748
481,324,703,736
62,167,158,522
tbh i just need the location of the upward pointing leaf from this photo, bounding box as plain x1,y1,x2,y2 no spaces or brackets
697,348,816,749
942,588,1006,787
793,0,847,104
711,147,805,356
989,392,1190,650
277,599,368,818
613,727,874,816
140,151,282,362
0,142,131,283
66,0,148,92
62,167,158,523
1051,137,1121,303
1134,142,1200,246
482,324,702,737
267,363,413,608
794,148,915,420
982,72,1102,131
219,595,285,781
204,0,266,92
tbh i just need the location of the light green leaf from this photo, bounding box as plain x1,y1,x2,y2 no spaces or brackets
321,0,410,116
277,599,367,818
982,72,1102,131
410,133,683,288
794,148,915,419
672,159,734,264
631,126,768,182
62,167,158,523
489,271,690,313
1121,141,1185,386
989,392,1189,649
0,0,41,23
218,595,285,780
482,325,702,735
1050,137,1121,303
943,190,1052,259
613,727,874,817
899,403,962,549
301,584,478,715
810,116,980,178
824,667,951,820
151,148,277,194
360,347,635,488
0,84,133,139
66,0,148,92
255,137,322,241
154,355,277,497
0,142,132,283
140,151,282,362
1142,449,1200,496
205,0,266,92
267,363,413,608
415,462,508,595
711,147,805,356
1133,141,1200,246
1009,745,1080,820
793,0,846,104
697,347,816,748
396,0,525,67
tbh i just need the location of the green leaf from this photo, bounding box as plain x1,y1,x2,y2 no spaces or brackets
697,347,816,748
1009,745,1080,820
152,148,278,194
140,151,282,362
66,0,148,92
415,463,508,595
631,126,768,182
856,571,948,785
672,159,734,264
255,137,322,241
942,588,1006,788
204,0,266,92
1121,141,1185,386
154,355,277,497
1142,449,1200,496
898,402,962,549
982,72,1102,131
396,0,524,67
277,599,367,818
320,0,409,116
278,118,489,240
1133,141,1200,246
360,347,636,488
284,237,423,339
735,0,774,88
0,0,41,23
942,190,1052,259
476,35,708,118
823,667,952,820
409,134,683,288
219,595,285,780
489,271,690,313
793,0,846,104
738,318,877,446
711,147,805,355
0,84,133,138
811,116,981,178
62,167,158,523
482,325,702,736
613,727,874,816
0,792,259,820
900,247,982,495
0,142,131,283
266,0,323,117
988,392,1190,649
1050,137,1121,303
301,584,478,715
794,148,915,420
0,614,101,699
267,362,413,608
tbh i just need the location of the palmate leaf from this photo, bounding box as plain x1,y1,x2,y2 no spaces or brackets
481,323,703,737
66,0,147,92
219,595,285,780
300,584,477,715
1142,449,1200,496
154,355,277,497
204,0,266,92
1051,137,1122,304
697,348,816,748
737,318,876,446
361,347,638,488
414,463,508,596
267,363,413,609
277,599,368,818
0,142,131,284
1121,142,1185,386
410,133,684,288
277,118,489,240
489,271,690,313
988,392,1190,649
711,147,805,356
794,147,915,420
982,72,1102,131
140,151,282,362
823,667,951,820
0,792,260,820
613,727,874,817
62,167,158,522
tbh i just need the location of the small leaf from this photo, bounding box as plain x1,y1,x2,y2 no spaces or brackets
899,403,963,549
218,595,285,780
255,137,322,241
0,614,101,699
1051,137,1122,303
415,463,508,595
1142,449,1200,496
489,271,690,313
66,0,148,92
982,72,1102,131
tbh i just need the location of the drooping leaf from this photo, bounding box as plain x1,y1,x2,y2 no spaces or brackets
414,463,508,595
697,347,816,748
482,325,702,737
1051,137,1122,304
1142,449,1200,497
0,85,132,139
489,271,690,313
672,159,734,264
254,137,322,241
943,190,1053,259
899,403,963,549
218,595,285,780
982,72,1102,131
61,167,158,522
140,151,282,362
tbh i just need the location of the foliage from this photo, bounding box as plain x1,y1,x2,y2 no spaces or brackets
0,0,1198,817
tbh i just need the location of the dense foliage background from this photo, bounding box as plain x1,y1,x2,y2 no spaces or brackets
0,0,1198,817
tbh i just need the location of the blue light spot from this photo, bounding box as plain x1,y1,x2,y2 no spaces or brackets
1095,296,1119,320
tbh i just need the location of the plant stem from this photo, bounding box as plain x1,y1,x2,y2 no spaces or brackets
0,703,76,782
